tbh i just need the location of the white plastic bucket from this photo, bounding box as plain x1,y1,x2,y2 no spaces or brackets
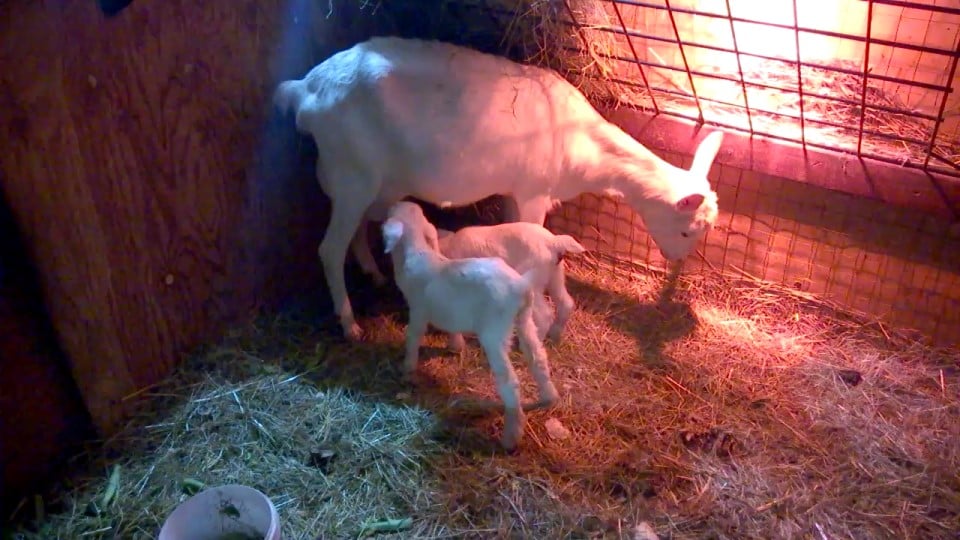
158,484,281,540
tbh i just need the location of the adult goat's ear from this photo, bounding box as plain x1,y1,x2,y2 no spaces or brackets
382,218,404,254
689,131,724,177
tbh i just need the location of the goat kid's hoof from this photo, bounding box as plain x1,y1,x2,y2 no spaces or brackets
522,395,559,412
539,394,560,409
546,326,564,344
500,414,524,450
500,431,522,452
543,385,561,406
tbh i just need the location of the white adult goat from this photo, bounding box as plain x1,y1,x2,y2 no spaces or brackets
274,36,724,340
382,201,559,450
436,222,586,352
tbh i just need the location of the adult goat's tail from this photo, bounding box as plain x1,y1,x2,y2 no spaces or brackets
272,80,305,115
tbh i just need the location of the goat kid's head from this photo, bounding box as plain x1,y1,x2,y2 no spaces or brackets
641,131,723,262
382,201,441,255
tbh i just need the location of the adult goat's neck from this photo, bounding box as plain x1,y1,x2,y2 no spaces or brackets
574,122,687,207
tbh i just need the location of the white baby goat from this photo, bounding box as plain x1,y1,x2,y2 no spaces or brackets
382,201,559,450
274,36,724,340
436,222,586,352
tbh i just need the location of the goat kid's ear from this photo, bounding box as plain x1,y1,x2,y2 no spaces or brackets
382,219,404,254
676,193,706,213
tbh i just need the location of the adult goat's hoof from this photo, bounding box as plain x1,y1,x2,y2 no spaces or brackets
447,333,466,353
343,321,364,342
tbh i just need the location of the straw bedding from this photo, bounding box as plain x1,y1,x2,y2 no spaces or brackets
6,2,959,538
8,251,959,539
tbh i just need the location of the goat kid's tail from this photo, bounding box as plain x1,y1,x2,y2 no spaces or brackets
272,80,306,115
518,267,540,293
549,234,587,263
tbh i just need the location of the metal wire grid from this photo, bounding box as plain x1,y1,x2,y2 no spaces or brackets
546,156,960,346
559,0,960,179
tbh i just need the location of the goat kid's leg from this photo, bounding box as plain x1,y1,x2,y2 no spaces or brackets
480,330,525,450
516,302,560,410
402,309,428,381
349,218,387,287
546,261,575,343
531,293,554,342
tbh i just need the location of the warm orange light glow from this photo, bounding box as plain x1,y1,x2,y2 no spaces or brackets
726,0,869,63
659,0,876,113
602,0,960,168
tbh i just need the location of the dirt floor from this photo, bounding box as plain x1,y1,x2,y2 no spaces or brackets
6,252,960,540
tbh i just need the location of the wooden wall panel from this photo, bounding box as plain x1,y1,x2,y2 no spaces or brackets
0,0,336,436
0,190,94,516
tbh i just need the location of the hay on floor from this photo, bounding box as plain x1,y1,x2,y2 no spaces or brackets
7,344,444,539
9,252,959,539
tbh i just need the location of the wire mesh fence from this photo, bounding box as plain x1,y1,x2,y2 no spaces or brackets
558,0,960,178
547,150,960,346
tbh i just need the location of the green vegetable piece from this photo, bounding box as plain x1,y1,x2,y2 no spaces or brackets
100,465,121,509
358,517,413,537
181,478,205,495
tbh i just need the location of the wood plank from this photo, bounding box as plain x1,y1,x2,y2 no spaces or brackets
0,0,322,435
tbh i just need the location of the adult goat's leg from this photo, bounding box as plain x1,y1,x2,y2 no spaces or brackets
350,217,387,286
319,176,375,341
511,194,553,225
403,308,428,380
502,196,521,223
